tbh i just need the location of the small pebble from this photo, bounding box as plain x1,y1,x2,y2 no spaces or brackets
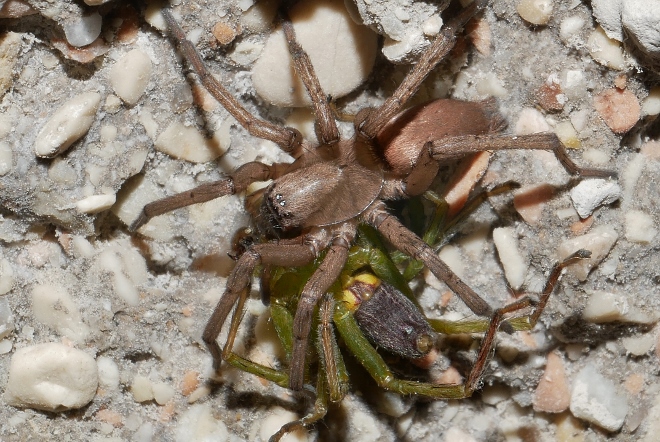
514,184,556,225
175,404,229,442
517,0,553,26
0,31,21,97
212,21,236,45
621,0,660,63
97,356,120,391
621,333,655,356
493,227,527,290
555,120,579,149
32,284,90,343
0,257,14,294
64,12,102,47
570,179,621,218
536,79,565,111
0,141,11,175
557,225,618,281
109,49,153,106
593,87,640,134
131,375,154,402
588,26,625,70
76,194,117,214
642,86,660,116
252,0,378,107
34,91,102,158
582,290,654,324
0,297,14,339
570,364,628,431
533,352,570,413
152,382,175,406
514,108,551,135
444,152,490,216
625,210,657,243
559,16,585,43
155,121,226,163
4,343,98,411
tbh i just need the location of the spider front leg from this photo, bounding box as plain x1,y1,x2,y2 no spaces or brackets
130,161,285,231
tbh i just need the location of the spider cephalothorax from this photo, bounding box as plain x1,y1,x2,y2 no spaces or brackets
131,0,614,395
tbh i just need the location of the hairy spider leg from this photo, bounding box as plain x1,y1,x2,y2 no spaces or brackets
429,133,617,178
161,9,304,155
356,0,490,140
130,161,289,231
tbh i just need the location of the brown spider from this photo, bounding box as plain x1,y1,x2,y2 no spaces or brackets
130,0,614,392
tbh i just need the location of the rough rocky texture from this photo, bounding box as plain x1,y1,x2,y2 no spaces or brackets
0,1,658,441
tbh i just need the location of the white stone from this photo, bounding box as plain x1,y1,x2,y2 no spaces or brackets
625,210,657,243
155,121,227,163
642,86,660,116
622,0,660,57
76,194,116,214
252,0,377,107
570,179,621,218
144,3,166,31
63,12,102,47
517,0,553,26
555,120,580,149
0,257,14,294
570,364,628,431
621,333,655,356
258,407,307,442
4,343,98,411
592,0,624,41
175,404,230,442
95,240,148,306
587,26,625,70
131,375,154,402
110,49,153,105
582,290,655,324
514,108,551,135
557,225,618,281
32,284,90,343
0,141,11,175
84,0,113,5
0,297,14,339
229,39,264,66
97,356,120,391
493,227,527,290
560,16,585,43
152,382,175,405
35,91,102,158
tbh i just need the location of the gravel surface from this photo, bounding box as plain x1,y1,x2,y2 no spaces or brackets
1,1,659,441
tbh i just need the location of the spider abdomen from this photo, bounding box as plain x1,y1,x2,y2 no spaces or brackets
376,99,506,176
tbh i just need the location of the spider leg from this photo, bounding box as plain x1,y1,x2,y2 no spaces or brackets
162,9,304,156
280,11,340,145
289,238,352,390
363,203,493,318
429,133,617,178
203,243,316,369
356,0,488,140
130,161,285,231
